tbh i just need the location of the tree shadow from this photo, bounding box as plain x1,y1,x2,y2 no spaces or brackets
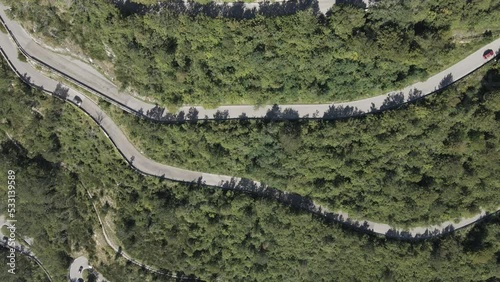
438,73,454,89
379,91,404,110
176,110,186,121
238,112,248,120
145,105,165,120
322,104,363,119
406,88,422,102
54,83,69,100
462,222,490,252
186,107,199,122
264,104,281,120
282,108,300,120
385,224,456,240
213,109,230,120
21,72,31,84
481,68,500,90
238,112,251,126
264,104,300,121
449,68,498,106
335,0,367,8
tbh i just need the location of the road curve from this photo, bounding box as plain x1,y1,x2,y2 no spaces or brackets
1,4,500,122
0,7,499,239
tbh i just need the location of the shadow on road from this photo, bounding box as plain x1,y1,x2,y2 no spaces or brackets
111,0,321,19
335,0,367,8
438,73,454,89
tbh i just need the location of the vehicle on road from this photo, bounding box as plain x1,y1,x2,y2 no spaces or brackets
483,49,494,59
78,266,83,273
74,95,83,107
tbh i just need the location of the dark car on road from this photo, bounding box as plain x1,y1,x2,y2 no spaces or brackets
73,95,83,107
483,49,494,59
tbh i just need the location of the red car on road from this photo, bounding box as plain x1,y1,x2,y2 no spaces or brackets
483,49,494,59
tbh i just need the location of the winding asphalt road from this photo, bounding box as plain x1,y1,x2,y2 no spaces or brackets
0,5,499,239
2,3,500,121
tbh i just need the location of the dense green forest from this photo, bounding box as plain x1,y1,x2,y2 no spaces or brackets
3,0,499,106
114,183,500,281
0,57,499,281
102,62,500,226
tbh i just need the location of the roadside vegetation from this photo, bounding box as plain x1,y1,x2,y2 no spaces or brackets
3,0,499,106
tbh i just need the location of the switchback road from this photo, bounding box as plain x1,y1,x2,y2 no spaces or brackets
0,5,499,239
